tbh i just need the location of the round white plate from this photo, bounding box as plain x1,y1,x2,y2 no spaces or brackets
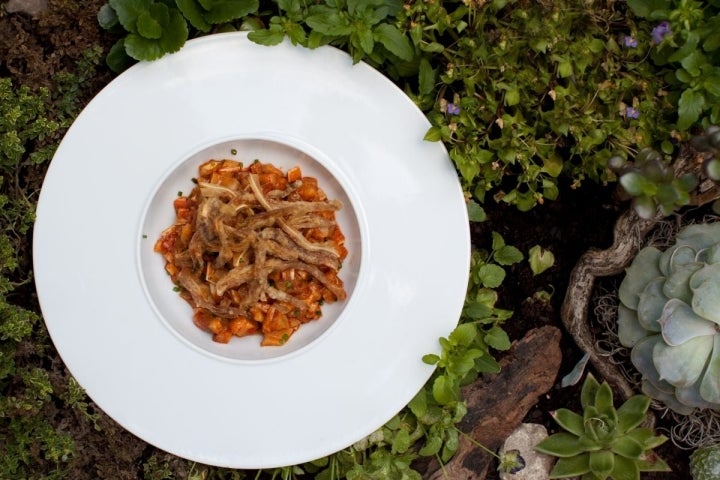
33,32,469,469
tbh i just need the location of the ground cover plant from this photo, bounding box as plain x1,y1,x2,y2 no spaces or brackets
2,0,720,478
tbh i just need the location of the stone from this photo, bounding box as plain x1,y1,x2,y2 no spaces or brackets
5,0,49,17
498,423,554,480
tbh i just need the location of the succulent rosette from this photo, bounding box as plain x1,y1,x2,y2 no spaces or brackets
618,223,720,415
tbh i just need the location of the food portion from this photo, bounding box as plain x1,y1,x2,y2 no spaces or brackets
154,159,348,346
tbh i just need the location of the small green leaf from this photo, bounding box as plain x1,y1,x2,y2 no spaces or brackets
306,8,352,36
467,199,486,222
589,450,615,478
248,26,286,46
494,245,524,266
109,0,151,33
548,453,591,478
137,10,162,39
484,326,510,351
610,455,641,480
620,172,650,196
449,323,477,347
528,245,555,275
594,381,615,413
418,57,436,96
124,33,164,60
616,395,650,433
175,0,212,32
432,375,458,405
422,353,440,365
106,38,135,72
423,126,442,142
610,436,644,460
374,23,414,61
677,89,706,131
419,435,442,456
553,409,585,437
391,428,411,454
203,0,259,24
581,374,601,410
536,432,585,458
97,3,119,29
356,25,375,54
477,264,505,288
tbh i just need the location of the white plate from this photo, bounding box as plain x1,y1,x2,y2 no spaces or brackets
33,32,469,469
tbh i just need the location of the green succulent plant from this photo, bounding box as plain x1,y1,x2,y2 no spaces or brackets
535,374,669,480
691,444,720,480
618,222,720,415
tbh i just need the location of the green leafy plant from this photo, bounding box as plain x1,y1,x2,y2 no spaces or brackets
417,0,677,211
99,0,190,71
609,147,698,218
535,373,670,479
627,0,720,131
690,444,720,480
247,0,415,69
99,0,260,71
617,222,720,415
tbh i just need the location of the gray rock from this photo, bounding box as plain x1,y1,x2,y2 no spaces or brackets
499,423,555,480
5,0,49,17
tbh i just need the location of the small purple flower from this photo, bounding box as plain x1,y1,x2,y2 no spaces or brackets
651,21,672,44
625,106,640,119
623,35,638,48
447,103,461,115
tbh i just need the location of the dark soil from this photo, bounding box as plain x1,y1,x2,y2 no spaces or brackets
0,1,689,478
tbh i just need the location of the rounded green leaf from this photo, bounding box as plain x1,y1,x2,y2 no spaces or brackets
373,23,414,61
631,336,674,394
636,277,666,332
641,379,695,415
653,334,713,388
676,383,719,410
618,303,648,348
158,10,189,54
658,244,696,276
620,171,649,196
677,223,720,251
662,262,701,304
137,10,162,39
691,269,720,324
619,247,662,309
658,298,717,346
175,0,212,32
700,335,720,404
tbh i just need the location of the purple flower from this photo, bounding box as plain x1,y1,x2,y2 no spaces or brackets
447,103,461,115
623,35,638,48
625,107,639,119
651,21,672,44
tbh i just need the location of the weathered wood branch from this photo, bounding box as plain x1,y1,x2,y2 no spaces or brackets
422,326,562,480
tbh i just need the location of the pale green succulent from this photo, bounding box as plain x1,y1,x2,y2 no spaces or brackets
618,222,720,415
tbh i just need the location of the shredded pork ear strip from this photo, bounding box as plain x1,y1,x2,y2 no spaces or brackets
154,159,348,346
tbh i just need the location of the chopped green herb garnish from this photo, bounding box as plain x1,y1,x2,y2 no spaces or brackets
285,281,292,288
279,333,289,345
191,177,198,184
230,148,237,155
172,285,181,292
142,234,147,239
177,191,183,197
